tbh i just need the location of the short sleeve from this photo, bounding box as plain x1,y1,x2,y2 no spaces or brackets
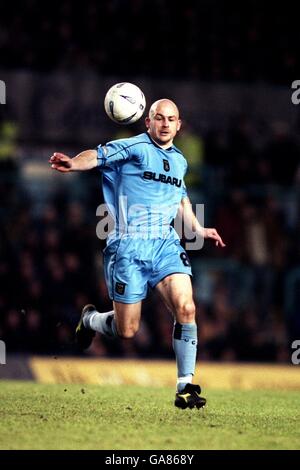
182,180,188,199
97,140,134,169
181,159,188,199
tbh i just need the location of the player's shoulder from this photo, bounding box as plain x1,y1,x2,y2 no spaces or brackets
171,142,185,158
107,132,151,148
171,143,188,167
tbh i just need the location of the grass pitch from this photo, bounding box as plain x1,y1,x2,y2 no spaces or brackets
0,380,299,450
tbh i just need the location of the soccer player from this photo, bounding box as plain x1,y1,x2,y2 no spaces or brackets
49,99,225,409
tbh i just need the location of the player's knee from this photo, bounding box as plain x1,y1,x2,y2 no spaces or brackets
176,301,196,323
117,325,138,339
118,330,135,339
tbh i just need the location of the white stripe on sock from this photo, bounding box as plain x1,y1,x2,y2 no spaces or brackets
177,375,193,386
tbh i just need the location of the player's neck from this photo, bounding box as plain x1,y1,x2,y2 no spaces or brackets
147,132,173,150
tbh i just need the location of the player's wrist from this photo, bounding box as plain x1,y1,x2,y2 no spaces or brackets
200,227,207,238
69,158,78,171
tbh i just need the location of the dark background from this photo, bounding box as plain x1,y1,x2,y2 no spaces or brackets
0,0,299,362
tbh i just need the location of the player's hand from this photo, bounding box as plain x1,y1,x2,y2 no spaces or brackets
203,228,226,247
49,152,73,172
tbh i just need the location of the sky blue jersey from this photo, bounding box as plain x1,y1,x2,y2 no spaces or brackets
97,132,188,243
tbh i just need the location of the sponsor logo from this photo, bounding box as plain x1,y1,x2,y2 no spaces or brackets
142,171,182,187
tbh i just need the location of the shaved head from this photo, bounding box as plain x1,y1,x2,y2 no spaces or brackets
148,99,180,119
145,98,181,149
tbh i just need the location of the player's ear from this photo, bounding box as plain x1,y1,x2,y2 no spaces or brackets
145,117,150,129
177,119,182,132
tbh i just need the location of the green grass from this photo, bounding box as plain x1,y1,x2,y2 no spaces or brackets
0,380,299,450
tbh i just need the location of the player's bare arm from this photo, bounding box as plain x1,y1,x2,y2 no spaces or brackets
178,197,226,247
49,149,98,172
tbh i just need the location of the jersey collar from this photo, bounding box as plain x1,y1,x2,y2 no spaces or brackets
145,132,174,151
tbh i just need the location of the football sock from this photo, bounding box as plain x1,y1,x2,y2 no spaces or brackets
83,309,118,338
172,322,197,393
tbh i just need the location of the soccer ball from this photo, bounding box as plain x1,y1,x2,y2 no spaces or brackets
104,82,146,125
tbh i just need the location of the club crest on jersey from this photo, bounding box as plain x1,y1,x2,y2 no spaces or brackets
163,159,170,172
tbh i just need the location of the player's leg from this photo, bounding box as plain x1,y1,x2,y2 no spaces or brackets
112,301,142,338
155,273,206,408
76,237,147,348
155,273,197,386
81,300,142,339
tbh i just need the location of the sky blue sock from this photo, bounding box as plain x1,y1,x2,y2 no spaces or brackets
83,309,118,338
172,322,197,392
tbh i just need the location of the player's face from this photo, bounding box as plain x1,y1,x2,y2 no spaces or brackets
145,101,181,148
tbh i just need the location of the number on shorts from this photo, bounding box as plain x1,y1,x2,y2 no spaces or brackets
180,252,191,267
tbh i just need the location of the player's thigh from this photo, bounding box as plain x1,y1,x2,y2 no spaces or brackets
155,273,195,323
113,300,142,337
103,239,148,303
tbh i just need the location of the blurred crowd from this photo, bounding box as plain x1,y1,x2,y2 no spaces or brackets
0,115,299,363
1,0,300,363
0,0,298,83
